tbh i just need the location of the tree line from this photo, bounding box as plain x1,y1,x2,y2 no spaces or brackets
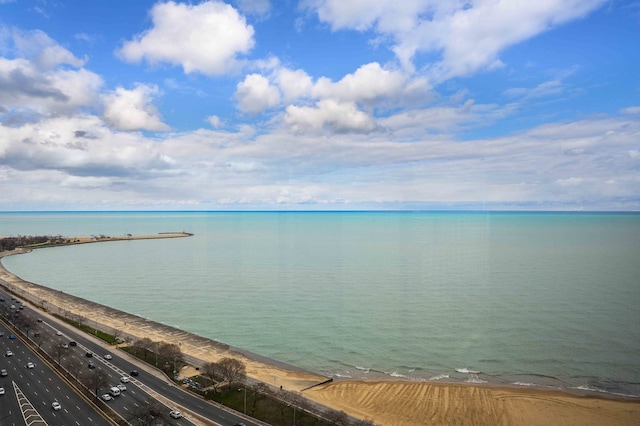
0,235,69,252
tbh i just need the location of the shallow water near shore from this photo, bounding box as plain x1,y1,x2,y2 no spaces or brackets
2,211,640,398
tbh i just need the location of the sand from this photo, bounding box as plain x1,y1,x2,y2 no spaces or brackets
2,241,640,426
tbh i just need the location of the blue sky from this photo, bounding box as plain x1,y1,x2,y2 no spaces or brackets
0,0,639,211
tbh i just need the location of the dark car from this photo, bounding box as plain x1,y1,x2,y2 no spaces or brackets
88,362,96,369
69,341,77,346
130,370,139,376
85,352,93,357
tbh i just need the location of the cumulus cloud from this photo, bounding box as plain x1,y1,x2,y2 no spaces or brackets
275,68,313,103
207,115,223,128
305,0,606,79
102,84,170,131
0,29,103,119
234,73,281,114
117,1,255,75
284,99,376,134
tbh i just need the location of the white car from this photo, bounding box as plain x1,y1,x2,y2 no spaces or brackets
0,387,5,395
61,343,69,348
52,401,61,410
56,331,62,336
101,394,113,401
169,410,183,419
27,362,35,369
5,350,13,357
103,354,112,360
117,383,127,391
120,376,130,383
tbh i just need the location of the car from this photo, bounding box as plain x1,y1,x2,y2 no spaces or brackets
130,370,139,376
0,332,3,337
8,335,16,340
69,340,77,346
52,401,61,410
101,393,113,401
37,318,43,322
169,410,183,419
5,350,13,357
120,376,130,383
56,331,62,336
27,362,35,369
103,354,112,360
0,387,4,395
88,362,96,369
0,369,7,376
61,343,68,348
117,383,127,391
85,352,93,357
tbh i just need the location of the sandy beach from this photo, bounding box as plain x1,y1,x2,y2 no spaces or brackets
1,239,640,425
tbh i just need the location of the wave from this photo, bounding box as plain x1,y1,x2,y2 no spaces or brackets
456,368,481,374
466,374,488,384
429,374,450,381
572,384,640,399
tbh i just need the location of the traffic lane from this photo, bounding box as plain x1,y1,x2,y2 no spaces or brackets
1,329,111,426
16,304,257,426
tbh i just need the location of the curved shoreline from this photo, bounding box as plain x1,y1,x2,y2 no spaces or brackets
2,237,640,425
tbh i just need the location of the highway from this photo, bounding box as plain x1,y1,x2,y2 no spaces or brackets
1,287,260,426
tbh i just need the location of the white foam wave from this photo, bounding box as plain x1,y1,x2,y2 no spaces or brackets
572,384,639,398
513,382,536,387
429,374,450,381
389,371,406,378
354,366,370,373
456,368,480,374
466,374,487,384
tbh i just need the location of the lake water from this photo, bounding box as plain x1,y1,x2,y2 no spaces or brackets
2,211,639,398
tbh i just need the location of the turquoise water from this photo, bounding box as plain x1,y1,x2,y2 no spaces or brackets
2,211,640,397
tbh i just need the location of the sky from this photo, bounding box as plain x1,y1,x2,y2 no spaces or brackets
0,0,639,211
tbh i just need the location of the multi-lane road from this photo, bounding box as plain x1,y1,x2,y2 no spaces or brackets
0,288,259,426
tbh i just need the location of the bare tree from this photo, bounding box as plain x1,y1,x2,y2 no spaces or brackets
251,382,270,414
129,401,170,426
82,368,109,398
51,342,67,364
157,342,183,373
133,337,155,360
217,357,246,390
64,358,80,379
202,361,221,393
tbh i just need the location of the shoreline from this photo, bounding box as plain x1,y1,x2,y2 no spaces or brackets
1,237,640,425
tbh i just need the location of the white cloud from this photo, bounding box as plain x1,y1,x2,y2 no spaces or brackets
10,28,86,70
312,62,407,104
207,115,223,128
620,106,640,115
305,0,606,79
284,99,376,133
117,1,255,76
233,0,271,17
102,84,170,131
275,68,313,103
235,73,281,114
0,58,103,119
